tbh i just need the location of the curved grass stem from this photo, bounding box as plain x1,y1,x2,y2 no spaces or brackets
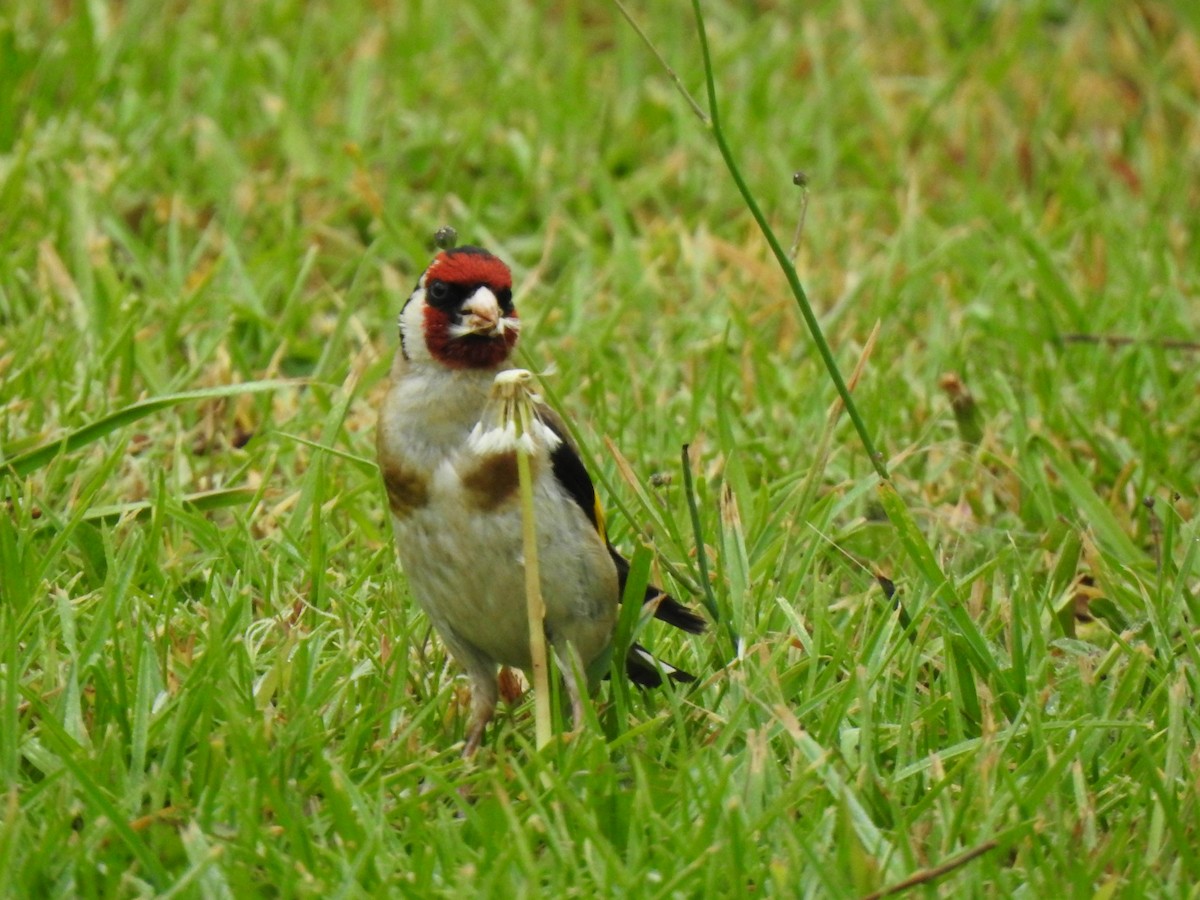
687,0,887,481
608,0,887,481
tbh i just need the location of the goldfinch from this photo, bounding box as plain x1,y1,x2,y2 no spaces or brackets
377,245,705,754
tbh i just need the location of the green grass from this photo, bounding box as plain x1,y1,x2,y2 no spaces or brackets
2,0,1199,895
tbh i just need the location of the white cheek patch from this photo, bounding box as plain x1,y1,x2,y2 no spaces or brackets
399,289,433,363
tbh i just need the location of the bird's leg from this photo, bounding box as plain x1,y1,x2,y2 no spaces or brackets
553,641,588,731
462,667,499,757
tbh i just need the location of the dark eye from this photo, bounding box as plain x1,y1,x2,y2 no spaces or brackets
427,281,449,302
496,288,514,314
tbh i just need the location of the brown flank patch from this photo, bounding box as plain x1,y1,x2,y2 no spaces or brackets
381,457,429,517
460,451,522,511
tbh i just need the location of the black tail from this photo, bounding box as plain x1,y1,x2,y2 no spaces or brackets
610,547,707,635
625,643,697,687
609,546,704,686
643,587,707,634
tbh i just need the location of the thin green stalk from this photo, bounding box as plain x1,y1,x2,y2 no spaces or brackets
681,444,736,653
619,2,1012,710
611,0,710,125
687,0,887,481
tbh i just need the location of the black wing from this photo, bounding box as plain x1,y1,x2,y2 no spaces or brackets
537,405,708,645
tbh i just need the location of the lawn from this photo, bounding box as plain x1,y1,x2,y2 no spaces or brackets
2,0,1199,895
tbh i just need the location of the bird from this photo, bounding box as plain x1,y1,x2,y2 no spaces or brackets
376,244,706,755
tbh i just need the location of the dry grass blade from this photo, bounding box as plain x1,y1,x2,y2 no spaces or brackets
859,840,1001,900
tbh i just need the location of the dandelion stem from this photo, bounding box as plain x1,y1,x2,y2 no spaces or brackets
513,397,553,750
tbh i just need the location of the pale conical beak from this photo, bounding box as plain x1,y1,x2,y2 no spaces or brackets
462,287,501,335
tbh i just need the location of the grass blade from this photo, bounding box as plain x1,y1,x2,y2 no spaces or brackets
2,381,297,478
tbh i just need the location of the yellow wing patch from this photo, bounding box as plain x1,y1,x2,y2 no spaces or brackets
593,493,607,543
